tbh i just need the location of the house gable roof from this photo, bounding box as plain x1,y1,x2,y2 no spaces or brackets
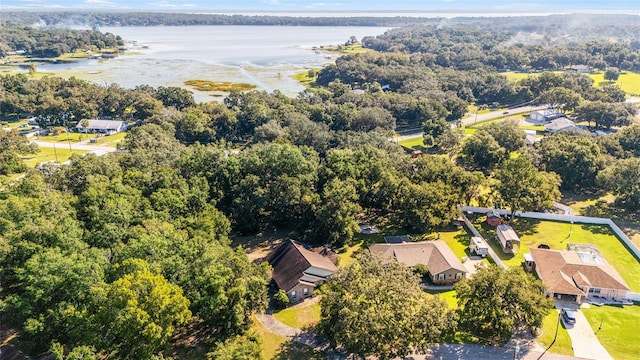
266,240,338,292
369,240,466,274
530,248,630,296
78,119,126,131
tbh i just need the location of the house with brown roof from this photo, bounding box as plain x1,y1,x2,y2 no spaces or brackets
369,240,467,285
528,245,630,303
265,240,338,303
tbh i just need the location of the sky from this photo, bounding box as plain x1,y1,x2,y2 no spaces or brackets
2,0,639,11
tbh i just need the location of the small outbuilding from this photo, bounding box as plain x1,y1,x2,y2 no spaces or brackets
469,236,489,258
486,210,501,227
496,224,520,254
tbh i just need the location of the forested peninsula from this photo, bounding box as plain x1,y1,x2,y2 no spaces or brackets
1,11,640,360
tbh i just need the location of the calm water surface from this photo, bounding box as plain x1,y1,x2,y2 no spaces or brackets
38,25,389,102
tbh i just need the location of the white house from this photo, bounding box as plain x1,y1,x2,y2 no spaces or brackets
530,109,564,123
76,120,128,135
544,118,586,133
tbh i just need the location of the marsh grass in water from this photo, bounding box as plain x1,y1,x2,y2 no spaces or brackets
184,80,257,92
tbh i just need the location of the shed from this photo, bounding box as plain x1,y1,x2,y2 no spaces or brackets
486,210,501,226
469,236,489,258
496,224,521,254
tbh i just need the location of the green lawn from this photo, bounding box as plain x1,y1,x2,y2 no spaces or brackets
465,114,526,129
1,119,29,129
337,239,368,267
501,71,538,82
292,68,321,88
537,311,573,356
425,229,474,261
426,289,458,309
501,70,640,96
397,137,426,149
273,301,321,330
251,315,322,360
36,132,86,143
92,132,127,146
562,192,640,249
587,71,640,95
518,125,546,131
22,147,88,168
467,104,494,115
582,304,640,360
471,217,640,291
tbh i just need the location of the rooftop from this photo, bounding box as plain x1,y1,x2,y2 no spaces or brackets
369,240,466,275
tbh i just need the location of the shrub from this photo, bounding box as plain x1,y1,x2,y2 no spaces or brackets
273,289,290,309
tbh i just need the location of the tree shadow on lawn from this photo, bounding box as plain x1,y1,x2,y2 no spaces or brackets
510,218,541,237
273,338,324,360
583,223,616,236
581,199,619,220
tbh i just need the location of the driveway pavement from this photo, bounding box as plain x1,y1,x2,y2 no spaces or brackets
555,301,613,360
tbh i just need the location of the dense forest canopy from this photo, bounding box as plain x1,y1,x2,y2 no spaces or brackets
0,26,123,58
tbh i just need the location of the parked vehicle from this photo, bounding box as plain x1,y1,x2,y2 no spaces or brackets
561,308,576,326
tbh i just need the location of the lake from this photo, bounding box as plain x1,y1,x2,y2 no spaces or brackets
36,25,390,102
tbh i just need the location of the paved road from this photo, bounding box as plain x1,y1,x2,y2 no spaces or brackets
462,105,547,126
395,96,640,143
394,105,547,142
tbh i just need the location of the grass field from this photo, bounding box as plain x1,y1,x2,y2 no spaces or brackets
397,137,426,149
536,311,573,356
501,70,640,95
501,71,539,82
562,192,640,249
36,132,86,143
1,119,30,129
471,216,640,291
22,147,88,168
292,68,321,88
93,132,127,146
273,301,321,329
251,315,323,360
424,228,475,261
582,304,640,360
587,71,640,95
426,289,459,309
